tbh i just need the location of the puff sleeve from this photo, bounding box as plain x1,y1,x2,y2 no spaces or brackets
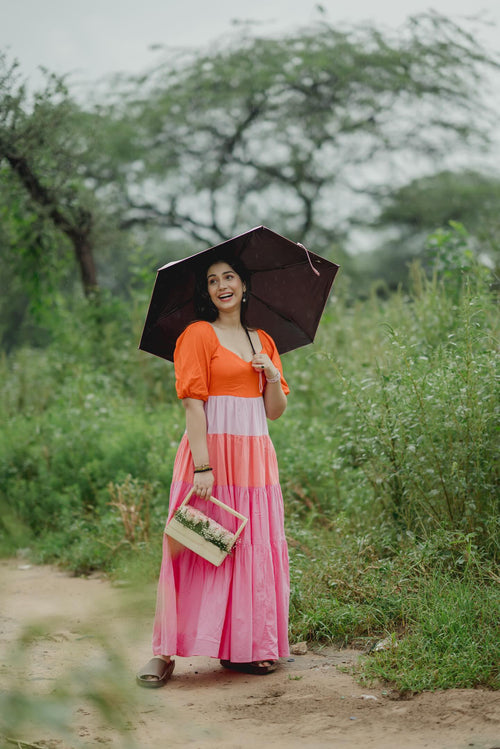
259,329,290,396
174,322,216,401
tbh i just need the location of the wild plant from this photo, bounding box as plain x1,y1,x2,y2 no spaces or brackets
107,475,152,547
324,232,498,550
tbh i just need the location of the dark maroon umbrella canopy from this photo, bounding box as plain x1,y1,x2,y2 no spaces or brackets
139,226,339,362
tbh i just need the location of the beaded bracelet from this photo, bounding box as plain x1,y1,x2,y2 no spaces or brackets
266,370,281,383
194,465,213,473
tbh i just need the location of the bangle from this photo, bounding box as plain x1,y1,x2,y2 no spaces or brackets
266,370,281,383
194,466,213,473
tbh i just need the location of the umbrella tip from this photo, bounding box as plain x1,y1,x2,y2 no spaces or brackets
297,242,320,277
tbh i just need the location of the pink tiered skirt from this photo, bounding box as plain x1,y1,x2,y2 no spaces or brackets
152,395,290,662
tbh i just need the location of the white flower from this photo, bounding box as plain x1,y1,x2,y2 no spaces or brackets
174,506,237,552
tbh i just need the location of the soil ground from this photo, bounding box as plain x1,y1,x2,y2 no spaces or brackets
0,558,499,749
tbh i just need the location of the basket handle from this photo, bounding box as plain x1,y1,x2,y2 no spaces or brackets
180,488,248,541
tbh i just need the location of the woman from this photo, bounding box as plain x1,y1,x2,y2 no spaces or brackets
136,254,290,687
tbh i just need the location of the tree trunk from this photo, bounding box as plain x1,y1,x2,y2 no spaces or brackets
3,150,98,296
71,231,99,297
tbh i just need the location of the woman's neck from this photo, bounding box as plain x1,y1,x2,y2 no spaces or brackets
213,310,243,330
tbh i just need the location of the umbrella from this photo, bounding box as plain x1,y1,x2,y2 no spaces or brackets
139,225,339,362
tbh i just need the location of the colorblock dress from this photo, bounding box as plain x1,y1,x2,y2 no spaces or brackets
152,320,290,663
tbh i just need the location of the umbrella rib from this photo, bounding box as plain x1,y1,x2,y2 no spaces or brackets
248,259,321,273
157,297,192,319
249,292,313,341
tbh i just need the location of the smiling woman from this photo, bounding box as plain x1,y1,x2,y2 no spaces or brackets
193,254,251,324
205,261,262,362
207,264,244,311
136,253,290,687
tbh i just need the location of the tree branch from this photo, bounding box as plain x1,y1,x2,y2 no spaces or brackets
2,148,97,294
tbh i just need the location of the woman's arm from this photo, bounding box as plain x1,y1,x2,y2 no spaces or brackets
251,354,287,420
263,376,287,420
183,397,214,498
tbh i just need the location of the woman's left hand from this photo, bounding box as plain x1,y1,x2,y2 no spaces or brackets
251,353,279,381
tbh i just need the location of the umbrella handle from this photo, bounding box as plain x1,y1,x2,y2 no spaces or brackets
297,242,320,276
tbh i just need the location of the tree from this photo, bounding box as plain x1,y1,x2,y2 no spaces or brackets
359,170,500,290
0,162,72,349
0,54,99,297
94,13,499,255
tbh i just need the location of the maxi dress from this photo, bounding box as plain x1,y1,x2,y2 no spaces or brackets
152,320,290,663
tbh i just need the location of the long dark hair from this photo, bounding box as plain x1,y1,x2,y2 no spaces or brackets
194,254,251,326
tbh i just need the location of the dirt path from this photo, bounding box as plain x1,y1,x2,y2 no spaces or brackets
0,559,498,749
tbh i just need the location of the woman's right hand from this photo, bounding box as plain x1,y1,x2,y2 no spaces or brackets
193,470,214,500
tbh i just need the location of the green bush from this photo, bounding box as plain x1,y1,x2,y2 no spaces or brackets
273,226,499,554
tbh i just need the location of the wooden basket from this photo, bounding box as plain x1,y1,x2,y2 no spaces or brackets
164,488,248,567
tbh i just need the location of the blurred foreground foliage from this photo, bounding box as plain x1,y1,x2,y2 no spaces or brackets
0,225,498,692
0,623,137,749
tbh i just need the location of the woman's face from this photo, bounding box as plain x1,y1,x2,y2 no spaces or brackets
206,261,245,315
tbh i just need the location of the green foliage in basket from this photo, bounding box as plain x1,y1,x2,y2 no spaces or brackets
173,506,236,554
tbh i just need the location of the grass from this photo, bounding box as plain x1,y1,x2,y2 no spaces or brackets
359,572,500,692
287,526,499,690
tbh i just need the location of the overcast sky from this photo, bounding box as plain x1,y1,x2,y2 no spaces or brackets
1,0,499,90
